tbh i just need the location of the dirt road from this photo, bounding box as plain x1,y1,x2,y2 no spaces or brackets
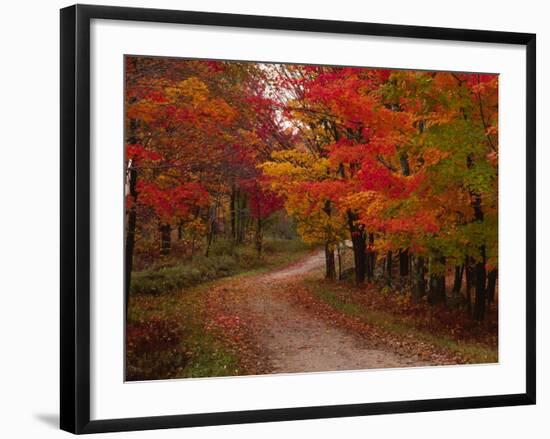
207,251,426,374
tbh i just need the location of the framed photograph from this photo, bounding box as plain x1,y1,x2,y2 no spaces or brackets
60,4,536,434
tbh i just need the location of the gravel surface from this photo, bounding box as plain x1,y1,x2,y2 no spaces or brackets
214,251,425,374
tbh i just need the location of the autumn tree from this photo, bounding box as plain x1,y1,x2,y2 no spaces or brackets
125,57,498,321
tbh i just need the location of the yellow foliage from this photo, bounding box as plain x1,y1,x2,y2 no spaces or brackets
165,77,209,104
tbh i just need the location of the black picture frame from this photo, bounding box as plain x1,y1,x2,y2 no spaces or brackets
60,4,536,434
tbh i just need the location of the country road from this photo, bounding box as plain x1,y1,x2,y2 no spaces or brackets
206,250,426,374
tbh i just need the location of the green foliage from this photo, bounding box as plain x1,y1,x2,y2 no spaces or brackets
207,239,236,257
262,237,313,254
464,159,496,194
131,255,239,295
131,238,313,296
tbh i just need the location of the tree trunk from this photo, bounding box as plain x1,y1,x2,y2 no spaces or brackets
452,264,464,296
347,210,367,284
205,205,216,257
386,250,393,283
124,166,138,318
468,153,488,321
428,256,446,305
159,223,171,256
465,256,473,314
400,151,411,176
352,233,367,284
322,200,336,279
230,184,236,242
399,249,409,277
124,111,139,319
236,193,246,244
413,256,427,302
255,216,263,257
473,251,487,321
337,243,343,280
367,233,376,281
398,151,410,282
365,241,371,282
487,269,498,305
325,243,336,280
471,191,487,321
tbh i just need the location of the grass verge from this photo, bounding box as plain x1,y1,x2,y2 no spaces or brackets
126,285,242,381
302,278,498,364
126,239,316,380
131,238,314,295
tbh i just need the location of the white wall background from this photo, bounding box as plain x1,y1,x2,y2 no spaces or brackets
0,0,546,437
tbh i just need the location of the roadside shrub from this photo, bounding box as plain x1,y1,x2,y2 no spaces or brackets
130,254,240,295
234,246,261,270
208,239,235,257
127,317,181,354
263,238,311,254
130,237,313,296
126,317,188,381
